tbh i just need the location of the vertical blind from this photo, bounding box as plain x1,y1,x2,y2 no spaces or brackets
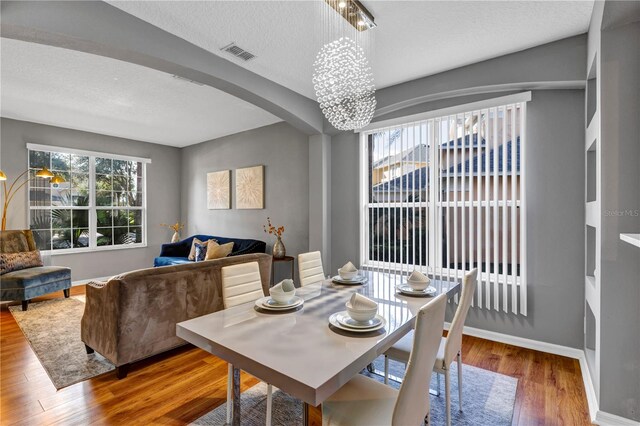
360,96,528,315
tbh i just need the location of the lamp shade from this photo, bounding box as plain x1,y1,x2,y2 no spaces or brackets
0,170,6,181
35,167,55,179
50,175,66,184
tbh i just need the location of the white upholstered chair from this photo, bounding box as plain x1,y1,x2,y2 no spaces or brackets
221,262,273,426
322,293,447,426
297,251,325,287
384,269,478,426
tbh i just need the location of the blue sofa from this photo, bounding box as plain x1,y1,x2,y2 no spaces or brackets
154,234,267,267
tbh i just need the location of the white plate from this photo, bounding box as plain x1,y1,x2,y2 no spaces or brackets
335,311,383,329
255,296,303,311
331,275,368,285
329,312,386,333
396,284,437,297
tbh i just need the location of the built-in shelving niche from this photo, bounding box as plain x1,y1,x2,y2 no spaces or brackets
587,139,597,202
585,300,597,382
586,54,597,128
586,225,596,278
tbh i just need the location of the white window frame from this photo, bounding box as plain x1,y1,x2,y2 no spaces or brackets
359,92,529,315
26,143,150,255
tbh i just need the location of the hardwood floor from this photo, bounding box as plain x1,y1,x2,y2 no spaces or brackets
0,286,591,425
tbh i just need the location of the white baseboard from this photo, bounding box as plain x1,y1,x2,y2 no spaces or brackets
595,411,640,426
445,323,638,425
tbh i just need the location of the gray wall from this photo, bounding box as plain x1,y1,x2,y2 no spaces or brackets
331,90,586,348
0,117,181,281
598,17,640,421
180,122,309,283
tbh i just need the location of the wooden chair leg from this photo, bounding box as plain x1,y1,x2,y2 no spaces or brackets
445,369,451,426
21,300,28,311
63,288,70,298
116,364,129,379
85,344,95,354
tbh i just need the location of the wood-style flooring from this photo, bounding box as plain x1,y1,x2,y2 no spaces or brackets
0,286,591,425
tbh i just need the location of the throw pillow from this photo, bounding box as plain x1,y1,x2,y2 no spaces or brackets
205,241,234,260
194,242,208,262
188,238,217,260
0,250,44,275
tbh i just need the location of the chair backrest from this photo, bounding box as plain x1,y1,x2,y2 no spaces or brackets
392,293,447,426
221,262,264,308
0,230,37,254
297,251,324,287
443,268,478,364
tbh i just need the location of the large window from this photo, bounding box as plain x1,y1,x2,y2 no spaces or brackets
360,93,528,315
28,144,148,253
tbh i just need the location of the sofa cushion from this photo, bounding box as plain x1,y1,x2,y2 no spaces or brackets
0,266,71,289
0,250,44,274
205,241,234,260
0,230,37,253
154,256,192,267
188,237,217,261
194,241,208,262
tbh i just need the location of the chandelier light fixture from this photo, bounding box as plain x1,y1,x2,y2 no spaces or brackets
313,0,377,131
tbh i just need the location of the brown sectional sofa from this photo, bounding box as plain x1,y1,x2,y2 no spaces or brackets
81,253,271,378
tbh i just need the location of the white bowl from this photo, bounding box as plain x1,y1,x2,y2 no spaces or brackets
345,303,377,323
338,268,358,280
269,287,296,304
407,278,430,291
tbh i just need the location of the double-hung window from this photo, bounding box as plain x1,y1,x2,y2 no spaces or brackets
360,93,529,314
27,144,148,253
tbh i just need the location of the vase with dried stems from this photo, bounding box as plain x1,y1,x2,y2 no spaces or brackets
263,217,286,258
161,222,184,243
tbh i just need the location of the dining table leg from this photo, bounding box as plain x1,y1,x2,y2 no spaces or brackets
232,366,241,426
302,402,310,426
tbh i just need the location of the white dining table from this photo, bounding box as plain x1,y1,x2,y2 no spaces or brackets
176,270,460,425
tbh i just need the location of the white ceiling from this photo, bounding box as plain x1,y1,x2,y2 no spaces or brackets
0,38,281,147
109,0,595,99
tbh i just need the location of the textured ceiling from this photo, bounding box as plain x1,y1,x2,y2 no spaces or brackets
0,38,281,147
109,0,595,99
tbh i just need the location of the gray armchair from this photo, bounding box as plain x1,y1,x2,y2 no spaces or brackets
0,230,71,310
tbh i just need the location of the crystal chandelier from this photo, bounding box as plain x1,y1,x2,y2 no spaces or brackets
313,0,376,131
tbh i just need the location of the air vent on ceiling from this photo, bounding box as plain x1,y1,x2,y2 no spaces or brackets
220,42,256,62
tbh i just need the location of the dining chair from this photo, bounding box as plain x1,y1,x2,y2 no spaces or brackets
383,268,478,426
322,293,446,425
221,262,273,426
297,251,325,287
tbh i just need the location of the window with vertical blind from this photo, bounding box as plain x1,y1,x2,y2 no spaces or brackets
360,93,529,315
27,144,149,253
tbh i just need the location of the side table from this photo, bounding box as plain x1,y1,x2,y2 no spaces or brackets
271,255,295,286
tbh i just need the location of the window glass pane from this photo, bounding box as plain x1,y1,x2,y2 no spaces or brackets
32,230,51,250
112,175,127,191
97,228,113,246
52,209,71,229
96,174,112,191
113,209,128,226
29,151,50,169
72,229,90,248
96,209,112,227
72,210,89,228
72,191,89,207
96,157,112,174
129,226,142,243
52,229,71,250
72,173,89,191
30,188,51,206
96,191,112,206
129,210,142,226
113,160,128,175
52,187,71,207
71,155,89,173
114,227,134,245
51,152,70,171
30,210,51,230
131,192,143,207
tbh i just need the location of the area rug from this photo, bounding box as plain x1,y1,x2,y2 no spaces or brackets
191,356,517,425
8,297,114,389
